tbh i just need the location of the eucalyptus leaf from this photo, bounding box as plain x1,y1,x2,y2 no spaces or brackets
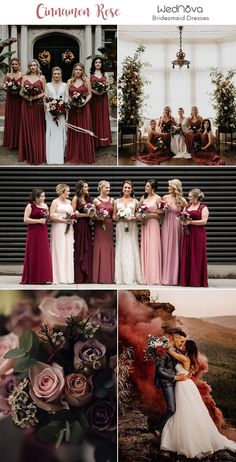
70,420,84,445
38,421,63,444
29,331,40,358
71,408,89,433
14,356,37,372
19,330,33,353
53,409,72,422
4,348,25,359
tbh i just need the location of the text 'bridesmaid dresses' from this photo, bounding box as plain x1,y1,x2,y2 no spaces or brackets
90,74,112,147
93,199,115,284
3,76,22,149
21,203,52,284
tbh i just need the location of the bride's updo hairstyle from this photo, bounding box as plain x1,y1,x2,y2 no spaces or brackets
185,340,199,369
189,188,204,202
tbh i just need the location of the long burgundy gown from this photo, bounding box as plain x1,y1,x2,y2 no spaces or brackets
90,75,112,147
18,79,46,164
191,133,224,165
179,203,208,287
185,119,202,153
92,199,115,284
133,131,172,165
74,201,93,283
3,76,22,149
21,203,52,284
66,84,95,164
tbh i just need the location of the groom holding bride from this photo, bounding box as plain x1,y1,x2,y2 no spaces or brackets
153,328,236,459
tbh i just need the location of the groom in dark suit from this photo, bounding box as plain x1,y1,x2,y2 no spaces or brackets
154,328,187,436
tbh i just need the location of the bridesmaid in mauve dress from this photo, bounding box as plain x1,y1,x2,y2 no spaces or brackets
72,180,94,283
2,57,22,149
161,179,187,285
66,63,95,164
90,56,112,147
93,180,115,284
179,188,209,287
18,59,46,164
50,184,74,284
21,188,52,284
139,179,162,285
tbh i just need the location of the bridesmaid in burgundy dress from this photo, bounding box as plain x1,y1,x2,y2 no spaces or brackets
90,56,112,147
2,58,22,149
185,106,203,154
66,63,95,164
22,188,52,284
133,119,171,165
72,180,94,283
18,59,46,164
191,119,224,165
179,188,209,287
93,180,115,284
158,106,175,152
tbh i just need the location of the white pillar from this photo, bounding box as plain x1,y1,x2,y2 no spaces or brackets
10,26,18,58
84,25,92,75
20,26,28,73
94,25,102,54
0,25,9,41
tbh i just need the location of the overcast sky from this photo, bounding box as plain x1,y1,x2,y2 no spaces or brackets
150,289,236,318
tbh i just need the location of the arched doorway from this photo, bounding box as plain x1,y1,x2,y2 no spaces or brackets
33,33,80,82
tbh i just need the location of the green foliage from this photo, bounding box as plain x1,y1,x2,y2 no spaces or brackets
118,45,150,129
4,329,39,372
0,37,17,74
209,67,236,128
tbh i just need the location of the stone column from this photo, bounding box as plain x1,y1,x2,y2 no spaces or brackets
94,25,102,54
20,26,28,73
0,25,9,41
84,25,92,75
10,25,18,58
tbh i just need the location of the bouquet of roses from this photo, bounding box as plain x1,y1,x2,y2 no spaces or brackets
70,92,87,110
189,125,199,134
144,335,169,361
137,204,150,225
1,298,116,448
170,125,183,137
4,77,21,95
65,212,77,235
84,203,96,215
22,85,41,104
45,97,69,126
192,140,202,153
116,208,135,232
96,208,110,231
91,81,108,95
177,210,192,235
153,137,165,150
158,200,169,214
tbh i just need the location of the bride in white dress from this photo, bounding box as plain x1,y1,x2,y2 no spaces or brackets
171,107,191,159
45,67,68,164
113,180,143,285
161,340,236,459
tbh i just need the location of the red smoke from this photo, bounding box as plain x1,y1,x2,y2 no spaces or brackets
119,291,225,428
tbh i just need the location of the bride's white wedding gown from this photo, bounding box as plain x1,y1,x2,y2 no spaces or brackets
45,82,68,164
161,364,236,459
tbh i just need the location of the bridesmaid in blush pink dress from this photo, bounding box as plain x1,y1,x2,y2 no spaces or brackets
139,179,162,285
2,58,22,149
161,179,187,285
66,63,95,164
21,188,52,284
18,59,46,164
93,180,115,284
50,184,74,284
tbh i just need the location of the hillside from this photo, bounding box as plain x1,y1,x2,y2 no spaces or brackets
203,316,236,330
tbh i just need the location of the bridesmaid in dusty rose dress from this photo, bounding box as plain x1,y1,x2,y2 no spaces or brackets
22,188,52,284
161,179,187,285
2,58,22,149
90,56,112,147
139,179,162,284
179,188,209,287
50,184,74,284
93,180,115,284
72,180,94,283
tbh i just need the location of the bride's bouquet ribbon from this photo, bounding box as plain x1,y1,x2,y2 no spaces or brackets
66,122,108,142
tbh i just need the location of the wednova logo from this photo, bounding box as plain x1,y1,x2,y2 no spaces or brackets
156,5,204,13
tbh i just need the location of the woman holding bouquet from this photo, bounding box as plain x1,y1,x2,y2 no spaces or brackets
21,188,52,284
50,184,74,284
113,180,142,284
45,67,68,164
65,63,95,164
18,59,46,164
133,120,171,165
92,180,115,284
139,179,162,284
90,56,112,147
191,119,224,165
171,108,190,159
2,58,22,149
72,180,94,283
161,179,187,285
185,106,203,154
179,188,209,287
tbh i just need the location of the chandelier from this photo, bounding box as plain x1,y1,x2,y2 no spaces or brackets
172,26,190,69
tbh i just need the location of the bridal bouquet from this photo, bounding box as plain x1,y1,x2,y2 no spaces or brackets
170,125,183,137
70,92,87,110
91,81,108,95
116,208,135,232
96,208,110,231
4,77,21,95
177,210,192,235
144,335,169,361
45,97,69,126
2,306,116,447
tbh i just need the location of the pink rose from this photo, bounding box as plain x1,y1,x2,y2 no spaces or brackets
74,339,106,370
39,295,88,326
0,333,19,376
29,361,67,412
6,300,41,335
65,373,93,407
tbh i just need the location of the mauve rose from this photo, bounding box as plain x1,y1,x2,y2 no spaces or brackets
29,361,67,412
0,374,19,414
93,308,117,333
6,300,41,335
74,339,106,370
65,373,93,407
87,401,116,432
0,333,19,376
39,295,88,326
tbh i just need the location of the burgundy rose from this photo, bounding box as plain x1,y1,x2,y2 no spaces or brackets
87,401,116,432
65,373,93,407
39,295,88,327
74,339,106,370
29,361,67,412
0,374,19,414
93,308,117,333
